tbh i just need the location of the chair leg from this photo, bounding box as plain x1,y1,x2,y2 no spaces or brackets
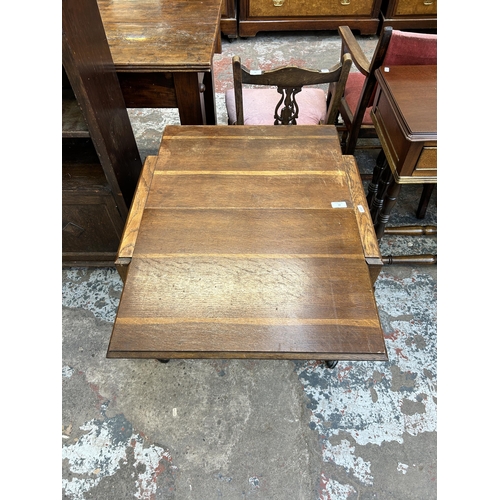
340,130,348,152
416,184,436,219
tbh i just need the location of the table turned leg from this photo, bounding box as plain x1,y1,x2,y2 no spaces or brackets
374,174,402,239
366,149,387,208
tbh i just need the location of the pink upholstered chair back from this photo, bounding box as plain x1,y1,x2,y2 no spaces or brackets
383,30,437,67
366,30,437,108
338,25,437,154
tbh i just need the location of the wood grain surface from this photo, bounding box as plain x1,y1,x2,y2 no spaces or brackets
109,126,386,360
376,65,437,137
97,0,223,71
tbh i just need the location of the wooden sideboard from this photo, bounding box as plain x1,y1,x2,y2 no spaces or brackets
379,0,437,31
221,0,238,39
238,0,383,37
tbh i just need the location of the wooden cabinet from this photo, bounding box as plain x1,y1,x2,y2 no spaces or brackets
221,0,238,39
238,0,382,37
380,0,437,30
62,0,142,266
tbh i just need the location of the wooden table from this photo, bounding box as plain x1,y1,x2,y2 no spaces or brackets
97,0,223,125
108,125,387,364
369,65,437,239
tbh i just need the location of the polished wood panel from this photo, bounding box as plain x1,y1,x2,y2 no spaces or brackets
371,65,437,181
96,0,223,123
238,0,382,37
97,0,222,71
109,126,386,361
249,0,375,16
380,0,437,31
343,155,383,284
116,156,157,282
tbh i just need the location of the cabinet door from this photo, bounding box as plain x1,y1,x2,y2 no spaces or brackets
62,193,125,262
221,0,236,17
62,138,125,264
248,0,376,17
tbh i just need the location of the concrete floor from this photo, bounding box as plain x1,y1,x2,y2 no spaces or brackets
62,31,437,499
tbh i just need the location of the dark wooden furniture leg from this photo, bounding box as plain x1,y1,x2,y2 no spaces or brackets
173,72,206,125
366,149,387,208
202,70,217,125
325,360,339,369
370,159,392,227
374,173,402,239
416,183,435,219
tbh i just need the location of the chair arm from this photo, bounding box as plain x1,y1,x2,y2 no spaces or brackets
338,26,370,76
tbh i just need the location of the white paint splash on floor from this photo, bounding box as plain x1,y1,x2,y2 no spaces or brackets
297,270,436,494
319,473,356,500
398,462,409,474
62,418,173,500
322,439,373,485
298,271,436,444
62,268,123,322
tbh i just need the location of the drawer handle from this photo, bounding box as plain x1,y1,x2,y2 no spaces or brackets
340,0,351,4
273,0,285,6
423,0,434,4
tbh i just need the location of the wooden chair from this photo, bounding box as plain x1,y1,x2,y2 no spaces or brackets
336,25,437,218
225,53,352,126
337,25,437,154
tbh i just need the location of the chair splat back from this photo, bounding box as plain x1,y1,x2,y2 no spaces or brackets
229,53,352,126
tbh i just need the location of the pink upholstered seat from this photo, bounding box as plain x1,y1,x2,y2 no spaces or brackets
225,87,328,125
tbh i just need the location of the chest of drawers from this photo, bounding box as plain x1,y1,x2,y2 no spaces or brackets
380,0,437,30
238,0,382,37
221,0,238,39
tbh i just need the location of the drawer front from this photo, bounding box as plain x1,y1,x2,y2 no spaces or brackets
249,0,376,18
394,0,437,16
413,146,437,177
